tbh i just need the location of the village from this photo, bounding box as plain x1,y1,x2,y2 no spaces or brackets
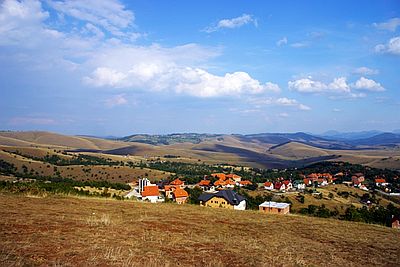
126,171,400,228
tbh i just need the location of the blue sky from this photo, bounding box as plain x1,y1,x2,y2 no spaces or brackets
0,0,399,136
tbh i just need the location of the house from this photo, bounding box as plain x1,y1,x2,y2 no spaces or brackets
197,179,212,191
283,180,293,190
264,181,274,190
211,173,226,181
214,179,235,189
226,174,242,182
259,201,290,215
392,215,400,229
172,187,189,204
375,178,389,187
303,178,312,186
198,190,246,210
317,179,328,187
237,180,252,187
352,174,365,185
141,185,162,203
293,180,305,190
164,185,174,199
170,178,185,188
274,182,286,191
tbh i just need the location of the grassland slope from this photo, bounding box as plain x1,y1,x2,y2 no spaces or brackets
0,194,399,266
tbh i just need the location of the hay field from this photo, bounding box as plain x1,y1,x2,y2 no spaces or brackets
0,193,399,266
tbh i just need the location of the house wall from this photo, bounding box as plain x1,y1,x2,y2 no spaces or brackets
175,196,187,204
259,206,290,215
392,220,400,229
234,200,246,210
143,196,159,203
202,197,234,209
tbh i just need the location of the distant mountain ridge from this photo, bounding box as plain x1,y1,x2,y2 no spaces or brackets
116,131,400,149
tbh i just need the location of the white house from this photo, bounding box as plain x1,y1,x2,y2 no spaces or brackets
264,182,274,190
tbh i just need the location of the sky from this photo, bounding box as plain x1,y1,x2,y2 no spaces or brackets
0,0,399,136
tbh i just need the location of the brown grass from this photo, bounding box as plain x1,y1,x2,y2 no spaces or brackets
0,193,399,266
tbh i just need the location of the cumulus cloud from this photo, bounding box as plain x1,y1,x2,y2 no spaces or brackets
352,77,385,92
203,14,257,33
288,77,328,93
373,18,400,32
353,67,379,75
375,36,400,55
0,2,280,99
86,64,280,98
289,76,384,97
276,37,287,46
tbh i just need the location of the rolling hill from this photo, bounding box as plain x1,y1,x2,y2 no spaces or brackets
1,130,399,169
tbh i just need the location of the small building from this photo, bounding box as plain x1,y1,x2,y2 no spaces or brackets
172,187,189,204
375,178,389,187
141,185,161,203
211,173,226,181
264,181,274,190
237,180,252,187
198,190,246,210
274,182,286,191
392,216,400,229
283,180,293,190
197,179,212,191
293,180,305,190
226,174,242,182
259,201,290,215
170,178,185,188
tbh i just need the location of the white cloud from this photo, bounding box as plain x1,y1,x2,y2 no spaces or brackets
252,97,311,111
0,2,280,99
48,0,135,37
289,76,385,97
328,77,351,93
352,77,385,92
288,77,328,93
353,67,379,75
373,18,400,32
375,36,400,55
204,14,257,33
276,37,287,46
332,108,341,112
105,94,128,107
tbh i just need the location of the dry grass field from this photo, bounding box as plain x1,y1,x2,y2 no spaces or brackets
0,147,172,183
0,193,399,266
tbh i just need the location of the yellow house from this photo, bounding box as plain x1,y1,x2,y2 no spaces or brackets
198,190,246,210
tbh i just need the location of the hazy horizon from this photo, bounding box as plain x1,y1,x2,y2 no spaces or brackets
1,0,399,136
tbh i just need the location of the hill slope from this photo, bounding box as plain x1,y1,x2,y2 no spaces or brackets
0,194,399,266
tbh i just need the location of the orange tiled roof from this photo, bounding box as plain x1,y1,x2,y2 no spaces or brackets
173,188,188,198
225,179,236,185
264,181,272,187
214,180,225,186
375,178,386,183
239,180,252,185
211,173,227,180
164,185,173,191
226,174,241,179
170,178,184,186
198,180,211,186
141,186,159,197
283,180,291,185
